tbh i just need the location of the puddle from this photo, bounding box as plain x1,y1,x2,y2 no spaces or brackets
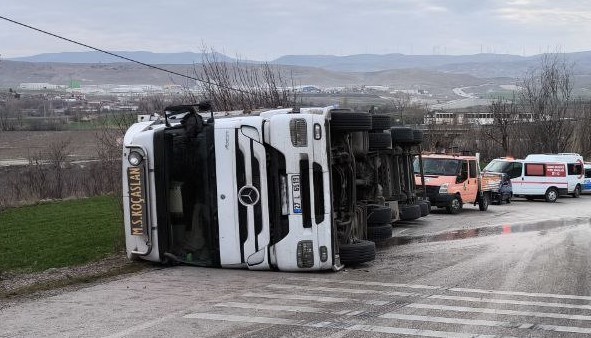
382,217,591,246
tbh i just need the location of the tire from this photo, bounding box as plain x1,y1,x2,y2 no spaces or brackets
339,240,376,265
545,188,558,203
330,111,372,132
418,200,430,217
478,193,490,211
446,195,462,214
400,204,421,220
367,205,393,224
367,224,393,242
371,114,391,131
412,129,423,145
368,132,392,150
391,127,414,144
572,185,581,198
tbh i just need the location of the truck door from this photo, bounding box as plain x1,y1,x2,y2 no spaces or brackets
465,160,478,203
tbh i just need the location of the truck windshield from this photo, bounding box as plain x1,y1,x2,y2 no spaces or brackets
159,123,218,267
415,158,462,176
483,160,511,173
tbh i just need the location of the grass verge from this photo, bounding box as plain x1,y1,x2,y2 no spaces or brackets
0,195,124,273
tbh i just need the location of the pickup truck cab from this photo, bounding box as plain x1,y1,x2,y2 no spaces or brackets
414,153,498,214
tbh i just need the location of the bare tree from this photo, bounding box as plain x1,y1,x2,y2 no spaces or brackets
481,96,518,155
519,53,575,153
195,47,297,111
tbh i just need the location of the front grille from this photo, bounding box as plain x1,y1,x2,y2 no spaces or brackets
425,185,440,198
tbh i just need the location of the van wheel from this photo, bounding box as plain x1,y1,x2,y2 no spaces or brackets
572,185,581,198
478,193,489,211
339,240,376,265
545,188,558,203
446,195,462,214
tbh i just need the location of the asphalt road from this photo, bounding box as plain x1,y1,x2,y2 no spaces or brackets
2,196,591,337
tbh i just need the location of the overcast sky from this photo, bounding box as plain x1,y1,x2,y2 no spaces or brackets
2,0,591,60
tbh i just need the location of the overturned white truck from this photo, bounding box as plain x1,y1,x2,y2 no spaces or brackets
122,102,400,271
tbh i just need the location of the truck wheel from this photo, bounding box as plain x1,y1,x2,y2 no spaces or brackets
545,188,558,203
330,111,372,132
418,200,430,217
400,204,421,220
391,127,414,144
446,195,462,214
370,114,391,131
339,240,376,265
478,193,490,211
572,185,581,198
367,224,393,242
368,132,392,150
367,205,392,224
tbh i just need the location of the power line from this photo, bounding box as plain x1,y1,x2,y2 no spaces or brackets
0,14,252,94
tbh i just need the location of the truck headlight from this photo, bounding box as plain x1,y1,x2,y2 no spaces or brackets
314,123,322,140
128,151,144,166
297,241,314,268
290,118,307,147
439,183,449,194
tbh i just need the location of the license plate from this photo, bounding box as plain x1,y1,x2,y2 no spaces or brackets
291,175,302,214
127,166,147,236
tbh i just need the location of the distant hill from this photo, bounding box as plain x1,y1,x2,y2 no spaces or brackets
0,60,491,95
8,50,591,79
8,51,237,64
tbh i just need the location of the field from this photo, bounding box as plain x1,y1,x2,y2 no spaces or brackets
0,130,101,163
0,195,124,273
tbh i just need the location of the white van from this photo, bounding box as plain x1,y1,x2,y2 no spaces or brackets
483,156,572,202
524,154,584,197
583,163,591,194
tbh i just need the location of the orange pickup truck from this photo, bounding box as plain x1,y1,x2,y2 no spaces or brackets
414,153,502,214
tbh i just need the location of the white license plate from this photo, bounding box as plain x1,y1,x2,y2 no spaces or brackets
291,175,302,214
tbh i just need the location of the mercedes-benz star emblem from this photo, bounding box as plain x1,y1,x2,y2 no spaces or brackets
238,185,260,206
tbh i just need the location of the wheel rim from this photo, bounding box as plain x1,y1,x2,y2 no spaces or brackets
548,190,557,201
451,198,460,210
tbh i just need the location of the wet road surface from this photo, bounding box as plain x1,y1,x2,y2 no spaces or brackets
2,197,591,337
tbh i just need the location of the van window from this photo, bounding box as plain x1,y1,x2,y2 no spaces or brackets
508,162,522,179
585,169,591,178
469,160,477,178
568,163,583,176
525,163,545,176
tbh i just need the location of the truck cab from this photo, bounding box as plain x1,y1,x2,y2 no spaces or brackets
414,154,494,214
122,103,378,271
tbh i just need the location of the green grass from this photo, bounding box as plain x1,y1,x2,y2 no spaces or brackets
0,196,124,273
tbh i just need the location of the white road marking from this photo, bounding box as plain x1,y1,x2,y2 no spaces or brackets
288,276,441,290
381,313,591,334
408,303,591,321
241,292,389,306
430,294,591,310
215,302,324,313
449,287,591,302
381,313,529,329
267,283,421,297
289,276,591,302
184,312,298,325
103,311,185,338
184,312,505,338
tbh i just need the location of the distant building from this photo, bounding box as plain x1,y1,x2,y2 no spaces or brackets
425,108,533,125
19,83,66,91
